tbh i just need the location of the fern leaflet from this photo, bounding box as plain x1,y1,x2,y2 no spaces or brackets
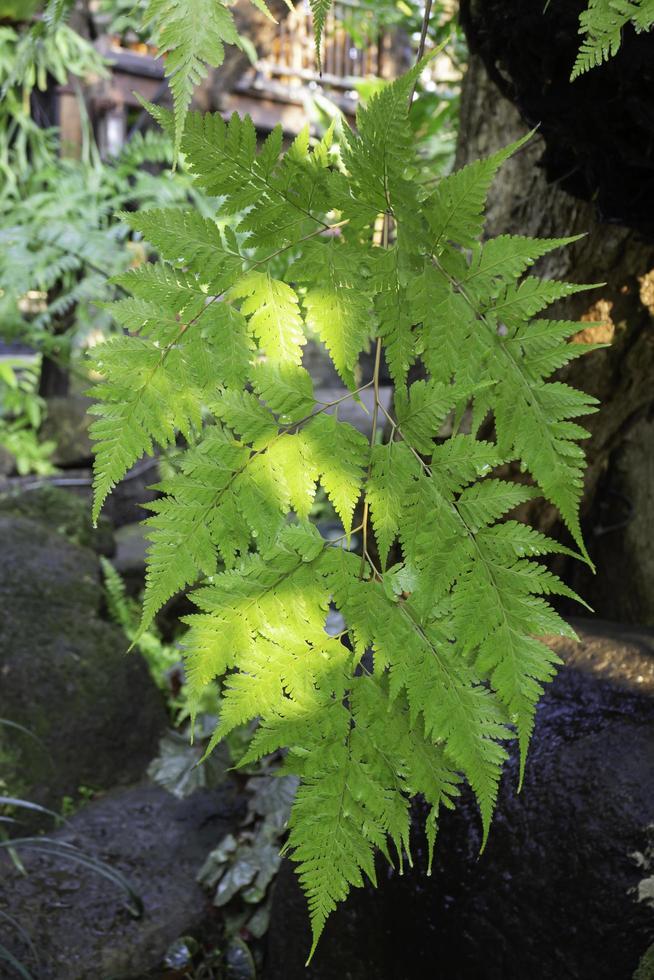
572,0,654,78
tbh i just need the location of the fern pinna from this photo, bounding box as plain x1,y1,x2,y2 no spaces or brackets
572,0,654,78
88,57,598,955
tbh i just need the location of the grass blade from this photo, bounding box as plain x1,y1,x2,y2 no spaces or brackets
0,943,35,980
0,910,40,967
0,797,65,826
0,838,143,917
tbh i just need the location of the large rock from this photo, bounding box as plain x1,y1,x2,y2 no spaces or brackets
40,394,94,467
0,783,243,979
0,516,167,807
0,484,114,555
265,619,654,980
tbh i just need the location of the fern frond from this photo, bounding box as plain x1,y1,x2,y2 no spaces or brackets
230,271,306,365
425,133,532,249
456,479,538,532
287,730,398,958
251,361,315,423
377,599,510,843
373,246,417,387
309,0,333,69
183,113,331,248
493,380,597,550
394,379,460,454
43,0,76,27
138,428,294,634
213,390,279,445
88,54,599,951
143,0,240,157
339,55,432,234
367,442,420,568
571,0,654,79
463,234,583,296
488,276,598,328
304,414,369,532
88,336,204,524
123,208,241,289
292,240,373,389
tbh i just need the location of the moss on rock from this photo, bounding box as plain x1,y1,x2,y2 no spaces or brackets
0,484,114,555
0,515,166,808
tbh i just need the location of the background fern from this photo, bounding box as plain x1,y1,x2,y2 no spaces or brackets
88,43,599,957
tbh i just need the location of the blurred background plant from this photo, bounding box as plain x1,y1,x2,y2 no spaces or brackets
97,0,150,46
0,358,56,475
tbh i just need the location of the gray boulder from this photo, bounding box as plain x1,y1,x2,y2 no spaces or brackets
0,783,243,979
0,516,167,807
0,483,114,555
40,394,94,467
265,619,654,980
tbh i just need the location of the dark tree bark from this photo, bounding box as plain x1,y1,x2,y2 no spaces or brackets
456,3,654,624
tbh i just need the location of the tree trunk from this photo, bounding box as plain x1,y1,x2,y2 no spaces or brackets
455,27,654,623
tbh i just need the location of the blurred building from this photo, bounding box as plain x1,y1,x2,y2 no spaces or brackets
58,0,410,158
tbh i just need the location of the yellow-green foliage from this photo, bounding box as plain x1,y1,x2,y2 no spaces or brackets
89,57,598,955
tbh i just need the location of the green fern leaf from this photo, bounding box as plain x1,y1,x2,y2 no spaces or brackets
195,303,253,390
367,442,420,568
373,246,417,387
464,234,583,298
292,240,373,389
456,479,538,532
144,0,240,157
304,414,369,532
213,390,278,445
88,53,600,952
339,55,433,233
183,114,331,248
571,0,654,79
251,362,315,423
123,208,241,288
394,379,460,454
286,732,397,957
425,133,532,249
310,0,333,69
488,277,599,328
88,336,203,524
430,436,504,496
230,271,306,365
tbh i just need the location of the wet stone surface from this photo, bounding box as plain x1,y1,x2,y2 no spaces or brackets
0,784,244,980
265,619,654,980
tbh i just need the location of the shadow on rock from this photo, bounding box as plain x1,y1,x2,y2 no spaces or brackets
265,620,654,980
0,783,244,979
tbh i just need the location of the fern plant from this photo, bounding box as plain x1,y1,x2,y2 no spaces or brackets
88,35,600,954
572,0,654,78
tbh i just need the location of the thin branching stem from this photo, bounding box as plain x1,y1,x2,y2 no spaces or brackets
410,0,434,101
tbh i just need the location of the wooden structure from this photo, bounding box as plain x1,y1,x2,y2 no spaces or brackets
58,0,407,156
223,0,404,131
